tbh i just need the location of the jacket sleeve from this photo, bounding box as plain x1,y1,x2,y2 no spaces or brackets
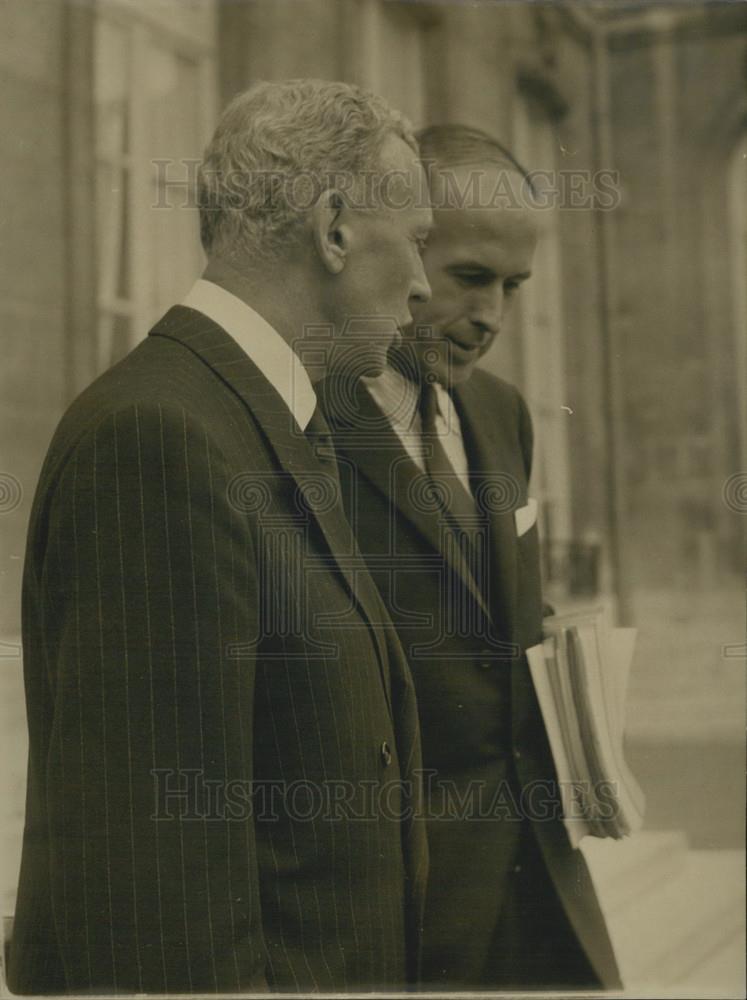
42,401,268,992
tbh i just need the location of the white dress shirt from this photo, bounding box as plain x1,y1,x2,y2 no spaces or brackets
181,278,317,431
364,367,473,495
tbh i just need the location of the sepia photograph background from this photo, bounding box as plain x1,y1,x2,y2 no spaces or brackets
0,0,745,995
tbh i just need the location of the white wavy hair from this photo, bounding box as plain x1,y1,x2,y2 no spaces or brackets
198,78,417,262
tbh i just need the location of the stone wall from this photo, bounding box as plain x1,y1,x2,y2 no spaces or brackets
605,8,746,585
0,2,68,639
0,0,71,920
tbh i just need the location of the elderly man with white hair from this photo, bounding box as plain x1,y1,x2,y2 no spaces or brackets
9,79,432,995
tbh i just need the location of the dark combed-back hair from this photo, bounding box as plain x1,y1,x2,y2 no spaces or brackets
416,123,535,196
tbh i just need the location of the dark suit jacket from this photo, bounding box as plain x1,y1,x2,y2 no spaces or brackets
8,307,427,995
327,367,621,990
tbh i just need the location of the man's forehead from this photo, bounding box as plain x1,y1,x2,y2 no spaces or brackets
428,163,542,244
428,162,532,213
431,197,540,245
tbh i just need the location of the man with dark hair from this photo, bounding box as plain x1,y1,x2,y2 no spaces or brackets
9,79,433,994
324,123,621,991
417,122,537,197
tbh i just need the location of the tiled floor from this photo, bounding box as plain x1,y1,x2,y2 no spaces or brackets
584,832,746,998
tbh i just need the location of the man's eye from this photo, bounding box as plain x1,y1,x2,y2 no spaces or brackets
454,271,491,287
415,237,428,255
504,280,521,296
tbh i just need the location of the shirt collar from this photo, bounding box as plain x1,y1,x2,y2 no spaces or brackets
432,379,456,423
364,366,457,427
181,278,317,431
362,366,421,433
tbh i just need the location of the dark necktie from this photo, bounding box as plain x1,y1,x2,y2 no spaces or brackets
419,379,479,533
419,378,489,603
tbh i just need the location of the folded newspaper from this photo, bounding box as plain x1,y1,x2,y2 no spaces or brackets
526,607,646,849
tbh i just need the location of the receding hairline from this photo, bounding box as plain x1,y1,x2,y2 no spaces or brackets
416,123,528,169
415,123,536,201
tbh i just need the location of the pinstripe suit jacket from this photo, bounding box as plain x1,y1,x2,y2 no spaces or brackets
8,306,427,994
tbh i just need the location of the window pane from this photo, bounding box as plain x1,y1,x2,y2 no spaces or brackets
95,163,130,302
146,43,205,320
148,45,202,161
94,18,131,160
93,6,216,372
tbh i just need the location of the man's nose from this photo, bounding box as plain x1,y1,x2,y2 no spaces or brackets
470,288,503,338
409,259,432,306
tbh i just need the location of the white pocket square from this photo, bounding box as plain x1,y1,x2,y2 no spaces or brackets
514,497,538,537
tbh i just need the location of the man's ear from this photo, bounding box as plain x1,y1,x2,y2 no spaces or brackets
311,189,351,274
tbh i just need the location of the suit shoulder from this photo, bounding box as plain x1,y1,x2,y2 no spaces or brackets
73,334,215,412
38,337,247,489
467,368,533,475
469,367,527,418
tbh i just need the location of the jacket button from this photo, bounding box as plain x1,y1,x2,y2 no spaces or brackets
480,661,491,670
380,741,393,767
513,748,522,760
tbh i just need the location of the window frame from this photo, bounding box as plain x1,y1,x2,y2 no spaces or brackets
91,0,217,373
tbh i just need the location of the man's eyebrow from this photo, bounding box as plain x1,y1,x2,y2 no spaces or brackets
446,260,495,273
447,262,533,282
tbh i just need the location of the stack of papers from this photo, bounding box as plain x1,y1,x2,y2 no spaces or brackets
526,607,646,849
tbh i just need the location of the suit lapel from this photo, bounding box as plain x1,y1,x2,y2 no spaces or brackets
453,377,519,643
329,381,492,623
150,305,393,716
